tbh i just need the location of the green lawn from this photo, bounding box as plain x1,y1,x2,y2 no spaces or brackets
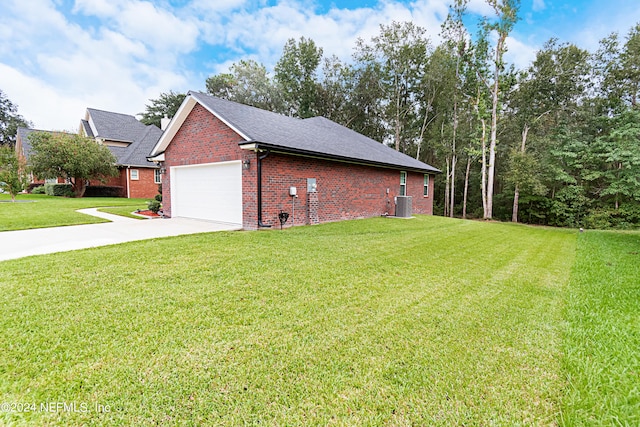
560,230,640,426
97,205,148,220
0,194,149,230
0,216,636,425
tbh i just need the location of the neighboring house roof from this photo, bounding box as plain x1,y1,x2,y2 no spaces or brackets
83,108,162,168
16,127,60,159
151,91,440,174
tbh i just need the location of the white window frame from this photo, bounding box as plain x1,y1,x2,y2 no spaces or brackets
154,169,161,184
423,174,429,197
400,171,407,196
130,169,139,180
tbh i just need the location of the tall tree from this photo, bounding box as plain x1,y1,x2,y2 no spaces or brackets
139,91,186,128
0,145,29,201
206,60,283,112
479,0,520,219
594,108,640,209
28,132,118,198
596,24,640,111
507,40,590,222
354,22,430,153
0,90,31,147
441,0,469,217
275,37,323,118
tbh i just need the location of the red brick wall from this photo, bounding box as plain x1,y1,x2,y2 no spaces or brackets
162,103,435,229
161,103,250,223
87,167,159,199
128,168,160,199
259,153,434,228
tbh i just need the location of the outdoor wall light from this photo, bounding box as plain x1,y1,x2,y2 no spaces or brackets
243,159,251,170
159,167,166,174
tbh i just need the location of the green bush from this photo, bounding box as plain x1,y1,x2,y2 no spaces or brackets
154,193,162,202
84,186,124,197
44,183,73,197
147,199,162,214
31,186,46,194
583,205,640,230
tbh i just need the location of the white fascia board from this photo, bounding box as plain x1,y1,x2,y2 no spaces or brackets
149,96,198,156
147,152,165,162
149,93,252,157
87,112,99,138
240,143,257,150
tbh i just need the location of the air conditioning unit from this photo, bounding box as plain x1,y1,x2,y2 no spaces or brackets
395,195,412,217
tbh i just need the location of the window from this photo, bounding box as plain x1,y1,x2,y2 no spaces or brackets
154,169,161,184
130,169,139,180
399,171,407,196
423,174,429,197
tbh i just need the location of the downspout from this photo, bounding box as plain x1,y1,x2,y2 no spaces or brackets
126,166,130,199
257,148,272,228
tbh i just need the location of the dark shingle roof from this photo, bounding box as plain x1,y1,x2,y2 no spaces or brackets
86,108,161,168
189,91,440,174
17,128,57,158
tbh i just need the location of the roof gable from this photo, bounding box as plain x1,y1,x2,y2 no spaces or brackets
151,91,440,174
85,108,162,168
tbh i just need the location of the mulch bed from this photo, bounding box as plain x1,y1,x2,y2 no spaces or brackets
136,210,161,218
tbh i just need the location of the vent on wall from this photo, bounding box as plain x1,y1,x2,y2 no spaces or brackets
395,196,413,217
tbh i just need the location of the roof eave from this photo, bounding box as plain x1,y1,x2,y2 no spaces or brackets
240,141,440,174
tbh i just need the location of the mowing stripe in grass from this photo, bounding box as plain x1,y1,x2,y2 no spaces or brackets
560,230,640,426
0,216,577,425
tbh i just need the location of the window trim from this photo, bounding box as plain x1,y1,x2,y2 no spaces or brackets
130,169,139,180
154,168,161,184
423,174,429,197
399,171,407,196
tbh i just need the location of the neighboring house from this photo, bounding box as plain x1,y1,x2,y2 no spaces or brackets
16,127,67,185
148,91,440,230
79,108,163,199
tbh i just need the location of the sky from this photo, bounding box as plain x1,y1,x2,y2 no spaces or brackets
1,0,640,131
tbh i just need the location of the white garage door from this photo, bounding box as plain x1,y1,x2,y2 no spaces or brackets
171,161,242,225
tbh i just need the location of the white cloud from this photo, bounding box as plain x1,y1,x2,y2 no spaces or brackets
0,63,87,131
532,0,546,12
201,0,451,71
4,0,637,134
504,35,537,70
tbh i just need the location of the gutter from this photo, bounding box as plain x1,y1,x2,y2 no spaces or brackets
256,147,272,228
239,141,441,175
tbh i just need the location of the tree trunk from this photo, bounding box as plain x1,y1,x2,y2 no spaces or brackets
450,154,456,218
512,185,519,222
486,33,507,220
463,154,471,219
72,177,87,198
444,158,450,217
512,124,529,223
480,118,488,219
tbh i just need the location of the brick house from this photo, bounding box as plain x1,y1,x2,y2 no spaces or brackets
16,109,162,199
16,127,68,186
148,91,440,230
79,108,162,199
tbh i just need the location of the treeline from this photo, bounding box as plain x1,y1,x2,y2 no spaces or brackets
141,3,640,229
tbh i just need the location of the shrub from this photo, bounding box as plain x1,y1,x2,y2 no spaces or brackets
31,186,46,194
44,183,73,197
583,205,640,230
148,199,162,214
84,186,125,197
154,193,162,202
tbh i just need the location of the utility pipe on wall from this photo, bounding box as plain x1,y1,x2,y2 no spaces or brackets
257,149,271,228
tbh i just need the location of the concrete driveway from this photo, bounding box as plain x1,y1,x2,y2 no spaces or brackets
0,208,241,262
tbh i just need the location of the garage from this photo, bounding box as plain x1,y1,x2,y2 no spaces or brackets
170,161,243,225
